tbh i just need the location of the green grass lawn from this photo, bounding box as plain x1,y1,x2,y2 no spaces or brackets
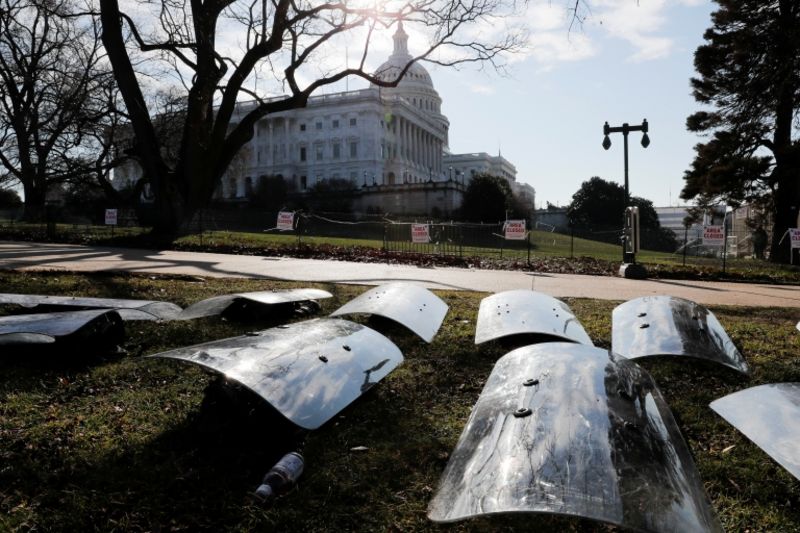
4,219,800,282
178,228,383,250
1,271,800,531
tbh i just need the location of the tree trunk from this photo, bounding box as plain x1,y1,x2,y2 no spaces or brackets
769,164,800,264
150,172,187,237
769,0,800,264
21,182,46,222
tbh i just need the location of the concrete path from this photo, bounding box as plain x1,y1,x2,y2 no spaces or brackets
2,241,799,308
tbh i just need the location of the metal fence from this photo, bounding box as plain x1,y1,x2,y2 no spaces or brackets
0,206,791,272
383,221,531,259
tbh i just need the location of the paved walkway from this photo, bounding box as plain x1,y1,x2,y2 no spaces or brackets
1,241,799,308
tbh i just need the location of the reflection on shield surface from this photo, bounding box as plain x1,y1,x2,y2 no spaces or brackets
330,282,448,343
428,342,722,533
177,289,333,320
0,293,182,321
1,289,332,322
0,309,124,346
612,295,748,374
150,318,402,430
474,290,592,345
711,383,800,481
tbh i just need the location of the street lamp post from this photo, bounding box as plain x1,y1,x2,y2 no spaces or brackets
602,119,650,264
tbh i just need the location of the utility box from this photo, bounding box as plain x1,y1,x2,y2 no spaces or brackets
625,206,640,256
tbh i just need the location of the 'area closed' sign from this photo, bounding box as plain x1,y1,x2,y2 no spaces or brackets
790,228,800,249
504,220,527,240
411,223,430,243
276,211,295,231
702,225,724,246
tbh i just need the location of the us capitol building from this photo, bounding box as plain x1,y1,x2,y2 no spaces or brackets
116,22,534,216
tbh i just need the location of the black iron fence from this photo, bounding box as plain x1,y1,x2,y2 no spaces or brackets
383,221,530,259
0,206,791,271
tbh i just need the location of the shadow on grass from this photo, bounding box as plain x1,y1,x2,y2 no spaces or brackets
1,376,305,531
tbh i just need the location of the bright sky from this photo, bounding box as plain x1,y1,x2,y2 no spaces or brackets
424,0,715,209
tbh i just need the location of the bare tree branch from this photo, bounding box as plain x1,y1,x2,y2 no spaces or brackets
0,0,123,220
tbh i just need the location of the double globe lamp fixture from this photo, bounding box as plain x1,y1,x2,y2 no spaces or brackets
603,119,650,151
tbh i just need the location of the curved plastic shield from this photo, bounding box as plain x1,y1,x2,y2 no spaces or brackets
177,288,332,320
0,309,124,345
0,333,55,346
710,383,800,481
150,318,402,430
0,293,181,321
330,283,448,343
612,296,748,375
428,343,722,532
474,290,592,345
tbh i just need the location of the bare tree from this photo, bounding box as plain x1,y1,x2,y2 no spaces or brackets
0,0,120,221
98,0,527,235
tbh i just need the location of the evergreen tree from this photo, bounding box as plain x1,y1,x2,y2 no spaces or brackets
681,0,800,263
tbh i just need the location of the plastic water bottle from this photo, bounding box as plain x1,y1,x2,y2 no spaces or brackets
253,452,304,504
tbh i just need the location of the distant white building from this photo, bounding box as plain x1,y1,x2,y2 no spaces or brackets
655,206,726,238
655,206,695,237
442,151,517,185
441,151,534,212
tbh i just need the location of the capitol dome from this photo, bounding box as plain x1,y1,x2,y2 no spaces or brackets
373,21,442,114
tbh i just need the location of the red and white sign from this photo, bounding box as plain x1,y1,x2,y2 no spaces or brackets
104,208,118,226
276,211,295,231
504,220,527,240
702,225,724,246
790,228,800,249
411,223,430,244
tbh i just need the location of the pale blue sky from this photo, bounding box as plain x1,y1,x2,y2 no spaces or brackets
428,0,715,208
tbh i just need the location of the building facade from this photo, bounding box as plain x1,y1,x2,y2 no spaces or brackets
441,152,517,185
220,21,450,201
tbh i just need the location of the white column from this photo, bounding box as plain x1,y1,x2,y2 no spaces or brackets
437,140,442,174
422,130,427,170
427,132,432,173
410,123,415,166
402,118,407,161
406,119,411,163
434,138,439,174
424,130,428,170
415,126,420,167
267,120,273,166
408,122,414,167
